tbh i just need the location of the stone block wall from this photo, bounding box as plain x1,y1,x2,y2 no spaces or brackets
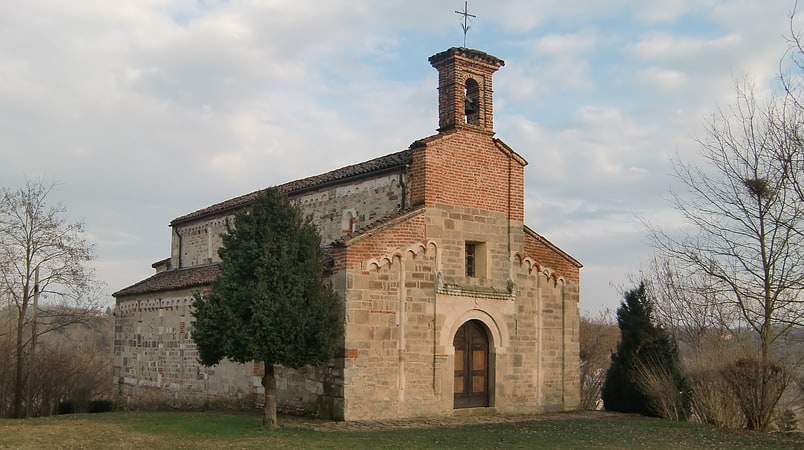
510,254,581,412
113,288,250,410
113,287,342,416
294,172,406,244
337,237,580,420
426,204,516,290
172,218,229,268
341,242,443,420
170,172,406,270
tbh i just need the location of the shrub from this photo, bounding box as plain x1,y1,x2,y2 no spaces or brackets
55,400,75,415
634,354,690,421
776,409,798,433
720,358,792,431
87,400,113,413
686,366,744,429
0,312,113,418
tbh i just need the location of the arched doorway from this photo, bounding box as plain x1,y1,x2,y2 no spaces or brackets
453,320,490,408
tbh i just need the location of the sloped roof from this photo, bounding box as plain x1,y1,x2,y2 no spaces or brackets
171,149,413,225
113,264,221,298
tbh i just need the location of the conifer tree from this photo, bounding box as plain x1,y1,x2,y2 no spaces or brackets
602,282,689,418
192,187,343,429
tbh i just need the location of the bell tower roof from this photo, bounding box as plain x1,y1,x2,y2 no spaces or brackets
429,47,505,133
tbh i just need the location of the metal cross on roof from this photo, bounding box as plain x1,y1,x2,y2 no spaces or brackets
455,1,476,48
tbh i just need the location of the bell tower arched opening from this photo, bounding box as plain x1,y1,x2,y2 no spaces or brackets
464,78,480,125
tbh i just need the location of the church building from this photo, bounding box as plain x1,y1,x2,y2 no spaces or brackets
113,47,582,420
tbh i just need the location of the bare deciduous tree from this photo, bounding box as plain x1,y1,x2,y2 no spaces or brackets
0,179,102,418
579,309,618,410
648,84,804,430
640,256,734,351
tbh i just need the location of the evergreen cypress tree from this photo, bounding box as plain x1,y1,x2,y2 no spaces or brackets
601,282,689,418
192,187,344,429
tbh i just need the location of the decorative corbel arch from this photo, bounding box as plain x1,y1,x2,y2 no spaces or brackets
511,251,541,274
512,251,567,287
363,240,439,272
365,259,383,272
528,259,542,275
542,269,559,287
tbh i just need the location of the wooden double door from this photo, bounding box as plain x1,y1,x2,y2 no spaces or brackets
453,320,490,408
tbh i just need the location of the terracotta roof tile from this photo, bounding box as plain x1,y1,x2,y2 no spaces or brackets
113,264,221,298
171,149,413,225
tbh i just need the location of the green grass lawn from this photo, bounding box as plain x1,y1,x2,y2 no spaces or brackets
0,411,802,449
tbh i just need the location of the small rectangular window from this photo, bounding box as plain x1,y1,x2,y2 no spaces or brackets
466,243,476,277
465,241,487,278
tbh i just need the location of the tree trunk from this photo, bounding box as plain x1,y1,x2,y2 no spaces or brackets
261,363,278,429
13,293,27,419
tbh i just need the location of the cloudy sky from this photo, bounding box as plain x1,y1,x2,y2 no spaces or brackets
1,0,800,313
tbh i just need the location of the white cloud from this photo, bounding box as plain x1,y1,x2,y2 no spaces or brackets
530,30,599,56
636,66,688,91
629,32,743,61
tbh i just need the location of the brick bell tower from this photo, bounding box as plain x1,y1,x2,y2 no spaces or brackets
428,47,505,134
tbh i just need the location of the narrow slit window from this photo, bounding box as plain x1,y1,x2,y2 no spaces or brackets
466,243,476,277
341,209,357,233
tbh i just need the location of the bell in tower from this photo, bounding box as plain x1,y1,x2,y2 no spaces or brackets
464,78,480,125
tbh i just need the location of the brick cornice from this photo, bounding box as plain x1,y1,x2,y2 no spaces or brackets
428,47,505,69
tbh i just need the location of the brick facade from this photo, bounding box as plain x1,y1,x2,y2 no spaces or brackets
113,47,581,420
